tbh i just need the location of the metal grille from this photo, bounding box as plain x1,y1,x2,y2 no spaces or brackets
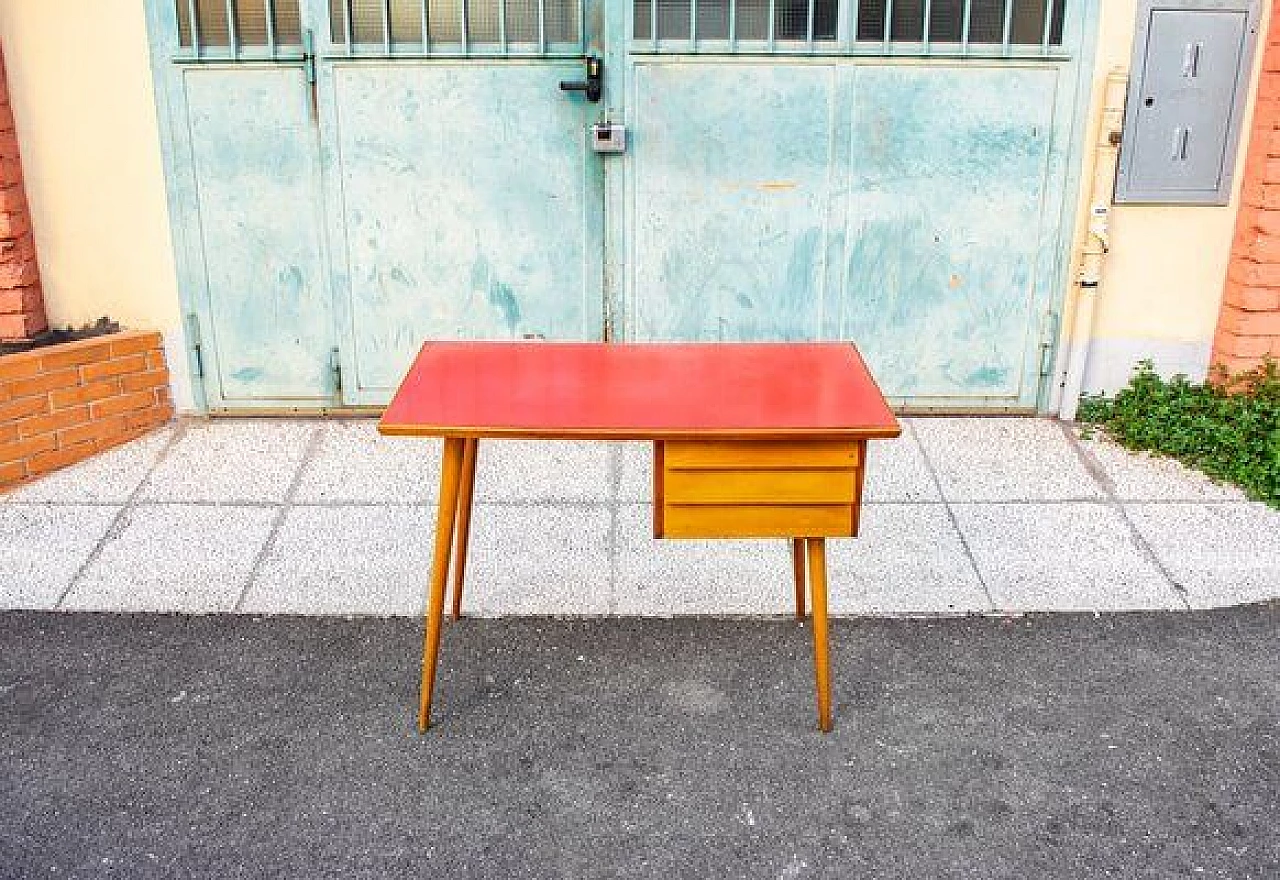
329,0,583,54
176,0,303,56
633,0,1066,54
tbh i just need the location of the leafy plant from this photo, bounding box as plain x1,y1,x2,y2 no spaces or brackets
1077,358,1280,508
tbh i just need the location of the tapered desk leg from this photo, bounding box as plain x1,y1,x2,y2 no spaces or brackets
450,438,478,620
420,437,466,732
806,538,833,733
791,538,807,620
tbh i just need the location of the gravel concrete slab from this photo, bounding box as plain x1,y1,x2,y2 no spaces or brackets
2,428,173,505
862,423,940,502
953,503,1181,612
827,504,990,615
914,418,1105,501
139,420,317,503
2,610,1277,880
617,441,652,502
1075,433,1248,502
615,504,793,615
240,505,433,615
474,439,614,503
294,421,439,504
61,504,277,612
459,503,614,615
1126,503,1280,608
0,505,119,609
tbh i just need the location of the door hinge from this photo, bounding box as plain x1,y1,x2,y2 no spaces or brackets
302,28,318,120
1038,311,1060,378
330,347,343,397
186,312,205,379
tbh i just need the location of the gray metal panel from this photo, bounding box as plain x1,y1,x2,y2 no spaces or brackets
1115,1,1260,205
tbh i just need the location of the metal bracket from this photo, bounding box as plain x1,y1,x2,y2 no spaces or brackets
1038,311,1060,378
186,312,205,379
330,347,343,398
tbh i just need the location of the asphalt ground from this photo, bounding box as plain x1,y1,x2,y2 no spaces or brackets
2,607,1278,879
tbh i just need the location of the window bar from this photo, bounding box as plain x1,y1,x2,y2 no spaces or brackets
265,0,279,56
960,0,971,54
1001,0,1013,55
462,0,470,54
806,0,815,49
729,0,737,49
579,0,585,51
383,0,393,52
187,0,202,57
1041,0,1056,53
882,0,893,51
537,0,546,53
497,0,507,52
767,0,775,51
848,0,857,49
920,0,930,52
343,0,355,54
650,0,658,50
690,0,697,49
420,0,431,52
225,0,239,58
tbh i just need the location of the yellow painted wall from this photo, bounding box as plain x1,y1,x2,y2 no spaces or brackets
0,0,192,406
1060,0,1268,392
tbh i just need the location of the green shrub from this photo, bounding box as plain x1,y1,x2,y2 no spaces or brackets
1077,359,1280,508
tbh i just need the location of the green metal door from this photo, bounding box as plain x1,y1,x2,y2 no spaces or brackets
623,0,1096,411
149,0,612,410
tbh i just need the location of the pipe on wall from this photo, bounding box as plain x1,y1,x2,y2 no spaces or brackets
1059,67,1129,422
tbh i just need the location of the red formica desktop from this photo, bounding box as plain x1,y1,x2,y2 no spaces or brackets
380,342,901,732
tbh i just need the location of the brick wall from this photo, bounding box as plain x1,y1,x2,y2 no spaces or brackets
0,331,173,489
0,48,46,342
1214,8,1280,375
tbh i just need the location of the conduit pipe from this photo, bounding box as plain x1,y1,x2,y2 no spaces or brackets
1060,68,1129,422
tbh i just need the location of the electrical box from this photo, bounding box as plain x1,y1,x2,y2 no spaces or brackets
1114,0,1261,205
591,122,626,154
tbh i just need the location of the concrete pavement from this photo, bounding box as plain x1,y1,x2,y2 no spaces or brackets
1,417,1277,616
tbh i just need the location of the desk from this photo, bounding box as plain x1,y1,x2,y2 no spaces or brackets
379,342,900,732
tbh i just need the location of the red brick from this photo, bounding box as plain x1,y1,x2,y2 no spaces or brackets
6,368,80,399
0,185,25,215
57,415,127,449
1224,283,1280,311
0,422,14,444
1234,311,1280,335
145,350,167,372
1260,183,1280,210
0,351,40,381
0,459,25,486
49,379,120,408
0,285,40,315
0,312,39,340
1218,332,1273,359
15,405,89,439
1254,209,1280,236
26,441,97,477
0,208,27,239
125,405,172,433
90,390,156,419
39,339,112,371
0,258,38,290
0,393,48,422
120,368,169,393
0,431,54,464
1228,260,1280,287
109,332,162,357
80,353,147,382
1245,234,1280,263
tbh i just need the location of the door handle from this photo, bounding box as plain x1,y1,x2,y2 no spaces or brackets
559,55,603,103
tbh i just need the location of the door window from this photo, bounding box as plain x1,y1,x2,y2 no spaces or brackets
633,0,1067,53
176,0,303,55
328,0,583,53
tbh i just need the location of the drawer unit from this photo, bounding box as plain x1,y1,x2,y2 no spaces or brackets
654,439,866,539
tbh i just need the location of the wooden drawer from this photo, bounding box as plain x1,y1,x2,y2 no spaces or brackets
655,439,864,539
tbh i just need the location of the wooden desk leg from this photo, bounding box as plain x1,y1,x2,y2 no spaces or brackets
450,438,479,620
806,537,833,733
419,437,467,733
791,538,807,620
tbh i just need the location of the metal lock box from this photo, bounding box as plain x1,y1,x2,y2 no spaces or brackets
1114,0,1261,205
591,122,626,154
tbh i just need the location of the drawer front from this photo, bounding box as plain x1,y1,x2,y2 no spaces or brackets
664,439,860,470
655,439,864,539
664,468,857,505
662,504,855,539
